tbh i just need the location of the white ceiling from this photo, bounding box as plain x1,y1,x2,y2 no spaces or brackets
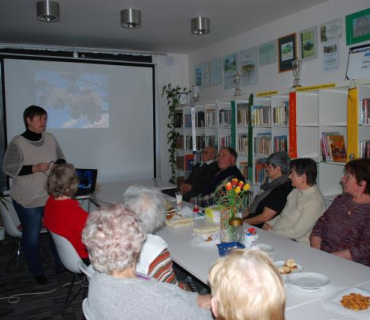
0,0,330,54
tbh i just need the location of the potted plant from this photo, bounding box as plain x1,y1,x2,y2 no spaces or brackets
162,84,190,184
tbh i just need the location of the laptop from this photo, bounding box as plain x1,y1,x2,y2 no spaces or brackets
75,168,98,197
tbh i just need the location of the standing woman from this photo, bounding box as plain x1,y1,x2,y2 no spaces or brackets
3,105,66,285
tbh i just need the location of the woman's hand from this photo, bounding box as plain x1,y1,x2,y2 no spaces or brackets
197,294,212,310
262,223,272,231
32,163,50,173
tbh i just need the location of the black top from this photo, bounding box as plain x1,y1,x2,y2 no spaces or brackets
202,165,245,196
184,161,219,194
249,180,293,228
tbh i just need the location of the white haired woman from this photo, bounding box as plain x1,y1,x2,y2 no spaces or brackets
123,185,183,287
209,249,286,320
82,204,212,320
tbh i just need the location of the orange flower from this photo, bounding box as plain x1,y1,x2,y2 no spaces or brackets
238,181,244,188
234,186,241,194
225,182,233,191
231,178,238,186
243,183,250,191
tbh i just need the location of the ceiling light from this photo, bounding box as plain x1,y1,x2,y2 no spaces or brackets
37,0,60,22
121,9,141,29
191,17,210,35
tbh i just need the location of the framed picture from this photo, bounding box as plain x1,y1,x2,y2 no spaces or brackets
259,40,277,66
299,27,318,61
320,18,342,42
346,8,370,45
278,33,297,73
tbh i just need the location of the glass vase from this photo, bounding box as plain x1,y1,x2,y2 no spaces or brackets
220,209,243,243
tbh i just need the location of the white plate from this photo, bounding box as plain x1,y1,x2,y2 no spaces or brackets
286,282,322,293
287,272,329,288
274,261,303,275
191,233,220,246
258,243,274,252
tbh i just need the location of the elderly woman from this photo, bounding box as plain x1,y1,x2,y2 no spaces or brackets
310,158,370,266
82,204,213,320
123,185,180,286
243,151,293,228
44,164,89,264
209,250,285,320
262,158,325,245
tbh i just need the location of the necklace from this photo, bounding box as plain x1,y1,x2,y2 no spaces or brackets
347,205,358,216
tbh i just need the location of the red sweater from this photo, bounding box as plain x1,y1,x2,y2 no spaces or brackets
44,196,89,259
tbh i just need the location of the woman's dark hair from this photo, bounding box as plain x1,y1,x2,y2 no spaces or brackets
345,158,370,195
290,158,317,186
23,105,47,129
46,164,78,197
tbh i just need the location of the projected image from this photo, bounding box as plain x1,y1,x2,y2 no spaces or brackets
35,71,109,128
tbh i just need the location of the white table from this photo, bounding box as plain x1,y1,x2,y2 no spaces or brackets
91,179,175,206
157,214,370,319
93,181,370,319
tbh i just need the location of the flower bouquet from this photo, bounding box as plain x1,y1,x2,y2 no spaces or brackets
214,178,251,242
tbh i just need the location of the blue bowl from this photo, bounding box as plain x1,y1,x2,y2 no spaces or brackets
217,242,245,257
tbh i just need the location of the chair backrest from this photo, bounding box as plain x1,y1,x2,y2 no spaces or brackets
50,231,82,274
78,260,95,281
82,298,90,320
0,200,22,238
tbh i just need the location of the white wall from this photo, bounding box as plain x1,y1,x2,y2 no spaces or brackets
188,0,370,102
154,54,189,182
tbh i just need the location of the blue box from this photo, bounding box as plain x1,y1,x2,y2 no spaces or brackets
217,242,245,257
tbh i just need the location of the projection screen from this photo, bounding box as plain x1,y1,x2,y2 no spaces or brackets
3,57,155,182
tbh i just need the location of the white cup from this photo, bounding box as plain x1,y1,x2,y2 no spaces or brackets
175,192,182,205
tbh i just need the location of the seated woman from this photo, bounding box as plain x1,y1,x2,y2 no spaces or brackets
310,158,370,266
82,204,213,320
243,151,293,228
262,158,325,245
199,147,245,207
44,164,89,264
123,185,185,288
209,250,285,320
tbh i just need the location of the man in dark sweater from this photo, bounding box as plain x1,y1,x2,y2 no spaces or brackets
180,146,219,201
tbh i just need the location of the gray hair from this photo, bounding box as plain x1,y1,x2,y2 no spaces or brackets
123,185,166,235
267,151,291,174
82,204,145,275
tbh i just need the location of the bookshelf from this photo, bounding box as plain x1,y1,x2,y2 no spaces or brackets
174,101,231,182
358,85,370,160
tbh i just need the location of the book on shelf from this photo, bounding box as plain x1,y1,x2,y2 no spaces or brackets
185,136,192,150
251,105,271,126
196,111,205,127
177,156,184,170
359,140,370,158
196,135,206,150
237,103,249,126
219,135,232,147
321,132,347,162
238,135,249,155
174,111,183,128
219,109,232,127
254,133,271,156
185,154,194,171
255,158,267,184
184,113,192,128
239,161,249,180
273,135,287,152
176,135,184,149
273,101,289,126
360,98,370,125
206,109,216,127
205,135,216,147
